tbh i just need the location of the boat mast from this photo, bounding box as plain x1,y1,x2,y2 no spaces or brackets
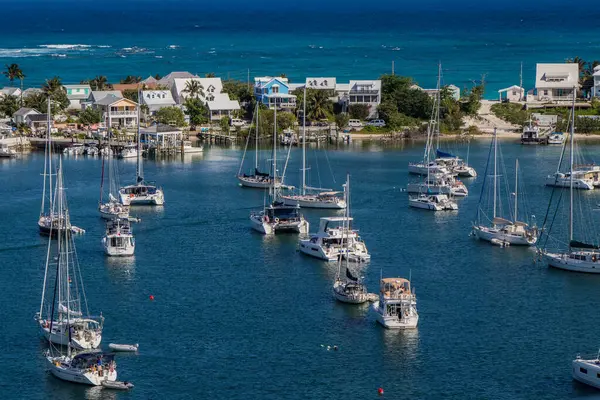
569,90,575,244
302,85,307,195
493,127,497,220
435,62,441,151
514,159,519,223
136,91,143,184
272,104,277,200
255,104,259,170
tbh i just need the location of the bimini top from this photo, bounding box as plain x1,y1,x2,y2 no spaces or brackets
380,278,411,293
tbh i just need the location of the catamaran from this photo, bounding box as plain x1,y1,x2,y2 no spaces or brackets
472,129,537,246
372,276,419,329
280,84,345,209
299,176,369,261
237,105,282,189
539,95,600,272
36,157,103,350
119,97,165,206
102,218,135,256
38,100,84,236
250,106,309,235
572,352,600,389
99,112,130,220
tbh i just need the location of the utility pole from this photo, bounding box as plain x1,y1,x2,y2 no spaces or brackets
519,62,523,101
247,68,250,91
392,60,395,76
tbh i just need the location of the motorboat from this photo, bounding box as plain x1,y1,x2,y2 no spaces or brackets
119,144,138,159
63,143,85,156
46,351,117,386
85,144,99,156
250,201,309,235
182,140,203,153
572,352,600,389
372,277,418,329
102,219,135,256
521,117,544,144
0,142,16,158
100,146,113,157
408,194,458,211
548,132,566,145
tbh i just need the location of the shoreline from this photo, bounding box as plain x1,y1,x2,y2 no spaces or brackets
350,132,600,142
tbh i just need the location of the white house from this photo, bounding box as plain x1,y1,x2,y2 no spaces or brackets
21,88,42,99
140,90,176,114
91,94,138,128
591,66,600,98
1,87,21,99
158,71,199,92
63,84,92,110
498,85,525,102
172,77,241,121
334,80,381,118
411,84,461,101
85,90,123,106
533,63,579,102
13,107,40,125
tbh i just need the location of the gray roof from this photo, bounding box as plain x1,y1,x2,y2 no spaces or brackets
90,90,123,103
1,87,20,96
22,88,43,97
27,114,49,122
14,107,39,117
94,94,123,106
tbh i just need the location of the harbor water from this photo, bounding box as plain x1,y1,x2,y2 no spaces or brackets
2,140,600,399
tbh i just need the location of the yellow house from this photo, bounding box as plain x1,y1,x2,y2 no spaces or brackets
93,95,138,128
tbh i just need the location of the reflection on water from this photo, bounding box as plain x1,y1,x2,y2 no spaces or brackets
379,326,420,362
105,256,136,281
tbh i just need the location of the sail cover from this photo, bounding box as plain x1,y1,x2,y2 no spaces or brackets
436,149,456,158
570,240,599,250
346,268,358,282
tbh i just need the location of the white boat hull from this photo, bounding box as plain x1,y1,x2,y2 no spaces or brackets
120,191,164,206
183,146,204,153
47,356,117,386
472,225,536,246
455,166,477,177
250,215,309,235
333,282,369,304
372,301,419,329
408,198,444,211
237,175,280,189
102,237,135,256
406,183,451,195
545,176,594,190
407,164,431,175
573,358,600,389
280,195,346,209
546,252,600,273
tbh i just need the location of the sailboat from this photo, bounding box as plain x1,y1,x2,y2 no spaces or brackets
38,99,83,236
280,86,346,209
237,105,282,189
332,183,369,304
99,111,130,220
250,106,309,235
36,157,104,350
119,95,165,206
540,95,600,272
472,129,537,246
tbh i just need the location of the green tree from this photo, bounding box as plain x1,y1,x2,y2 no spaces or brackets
0,94,20,118
184,98,209,128
154,106,186,127
78,107,102,131
120,75,141,84
462,84,484,116
3,64,25,105
349,104,370,120
42,76,63,96
123,89,139,103
276,111,297,130
183,80,204,99
220,116,230,134
335,112,350,130
205,72,216,78
439,86,464,133
222,79,254,118
90,75,110,91
379,74,432,120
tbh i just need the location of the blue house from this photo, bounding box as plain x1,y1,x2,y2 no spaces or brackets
254,76,297,110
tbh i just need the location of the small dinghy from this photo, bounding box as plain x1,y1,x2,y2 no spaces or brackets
102,380,134,390
108,343,139,352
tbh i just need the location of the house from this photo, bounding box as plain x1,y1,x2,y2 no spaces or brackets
591,66,600,98
13,107,40,125
254,76,297,110
112,83,142,92
334,80,381,118
158,71,199,92
25,113,50,130
22,88,42,99
498,85,525,102
83,90,123,109
140,90,177,114
1,87,21,99
91,94,138,128
172,77,241,121
533,63,579,102
411,84,461,101
63,84,92,110
141,76,159,89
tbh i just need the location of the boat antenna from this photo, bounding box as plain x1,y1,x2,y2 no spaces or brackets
569,88,575,246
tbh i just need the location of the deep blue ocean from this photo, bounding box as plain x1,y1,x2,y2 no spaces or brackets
0,1,599,97
3,139,600,398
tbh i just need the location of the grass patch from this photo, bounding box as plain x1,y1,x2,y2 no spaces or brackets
490,103,530,125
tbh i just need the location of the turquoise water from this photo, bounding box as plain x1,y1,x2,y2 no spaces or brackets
3,140,600,398
1,2,600,97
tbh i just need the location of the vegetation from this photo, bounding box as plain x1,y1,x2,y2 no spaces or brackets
461,84,484,116
220,116,230,134
257,109,296,134
120,75,141,84
0,95,20,118
335,112,349,130
348,104,370,120
154,106,186,127
3,63,25,105
292,88,334,121
439,86,464,132
490,103,530,125
123,89,139,103
183,80,203,99
184,98,209,128
85,76,112,91
222,79,254,118
78,107,102,127
565,57,600,96
205,72,216,78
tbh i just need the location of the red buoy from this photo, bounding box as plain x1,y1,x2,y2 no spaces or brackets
149,295,155,301
378,388,384,396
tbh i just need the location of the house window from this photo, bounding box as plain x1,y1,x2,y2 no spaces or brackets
543,90,548,96
272,86,279,94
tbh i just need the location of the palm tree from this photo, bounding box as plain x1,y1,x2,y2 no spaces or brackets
91,75,109,91
120,75,141,84
42,76,64,95
205,72,216,78
183,80,204,99
3,64,25,105
306,89,332,121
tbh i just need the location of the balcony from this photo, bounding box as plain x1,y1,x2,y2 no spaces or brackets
106,110,138,118
349,89,379,95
